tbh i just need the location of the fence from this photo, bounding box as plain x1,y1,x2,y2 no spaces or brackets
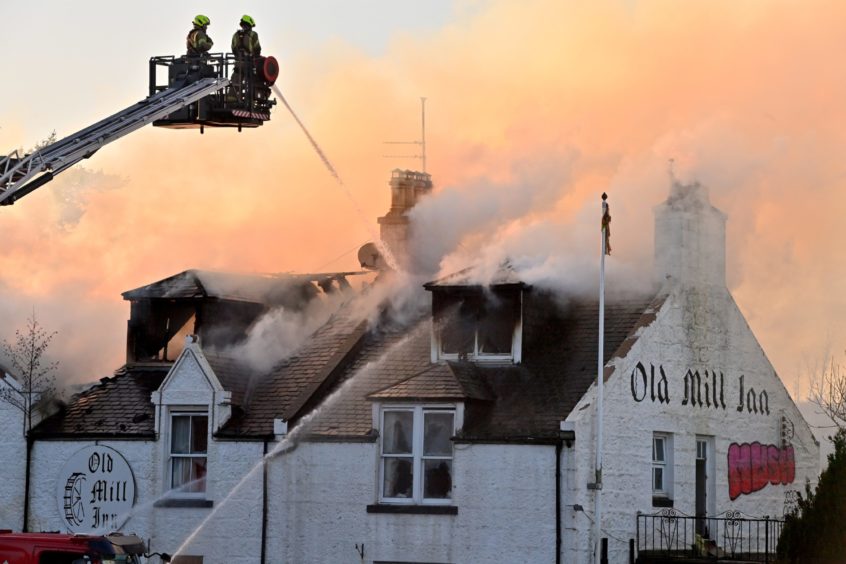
636,509,783,562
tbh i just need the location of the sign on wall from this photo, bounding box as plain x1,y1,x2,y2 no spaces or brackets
629,362,772,415
56,445,136,533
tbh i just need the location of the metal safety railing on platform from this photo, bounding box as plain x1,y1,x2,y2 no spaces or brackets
636,509,783,562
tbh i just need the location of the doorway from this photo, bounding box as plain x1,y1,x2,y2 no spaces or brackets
695,436,716,539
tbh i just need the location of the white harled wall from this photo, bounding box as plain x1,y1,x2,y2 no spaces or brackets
563,284,820,564
26,344,266,564
0,379,26,531
266,440,559,564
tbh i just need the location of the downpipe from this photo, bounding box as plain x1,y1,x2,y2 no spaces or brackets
261,440,269,564
23,434,33,532
556,439,563,564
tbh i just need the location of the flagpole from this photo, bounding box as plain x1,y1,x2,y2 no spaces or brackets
594,192,609,564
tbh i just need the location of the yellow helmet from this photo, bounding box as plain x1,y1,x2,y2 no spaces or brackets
240,14,256,27
193,14,211,27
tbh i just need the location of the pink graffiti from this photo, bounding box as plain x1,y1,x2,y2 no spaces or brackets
728,442,795,500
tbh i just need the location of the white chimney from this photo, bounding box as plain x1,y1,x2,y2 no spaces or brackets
654,181,727,289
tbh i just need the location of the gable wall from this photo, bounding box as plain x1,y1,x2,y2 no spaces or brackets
564,286,819,563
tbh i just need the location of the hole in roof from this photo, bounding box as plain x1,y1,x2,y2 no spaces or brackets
132,413,150,424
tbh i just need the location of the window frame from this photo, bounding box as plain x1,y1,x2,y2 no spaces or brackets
434,291,522,364
652,432,673,499
379,405,456,505
168,410,209,497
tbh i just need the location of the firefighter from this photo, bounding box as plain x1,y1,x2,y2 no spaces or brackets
187,14,213,56
230,15,261,102
232,15,261,58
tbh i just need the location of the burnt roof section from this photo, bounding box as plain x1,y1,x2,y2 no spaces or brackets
203,351,258,408
216,308,370,438
291,290,660,441
424,261,527,289
121,269,362,304
33,365,168,438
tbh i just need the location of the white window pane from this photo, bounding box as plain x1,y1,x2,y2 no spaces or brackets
653,437,664,462
423,412,454,456
382,458,413,498
423,459,453,499
172,416,191,454
383,411,414,454
653,467,664,491
172,457,192,489
191,458,207,492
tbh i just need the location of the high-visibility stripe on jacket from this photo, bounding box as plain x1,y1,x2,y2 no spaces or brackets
231,29,261,57
187,28,214,55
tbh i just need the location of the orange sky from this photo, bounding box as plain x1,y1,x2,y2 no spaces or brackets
1,0,845,397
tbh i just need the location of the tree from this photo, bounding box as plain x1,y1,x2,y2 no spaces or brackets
0,312,58,435
777,429,846,563
810,352,846,430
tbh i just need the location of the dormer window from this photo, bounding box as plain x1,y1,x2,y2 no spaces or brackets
432,288,522,363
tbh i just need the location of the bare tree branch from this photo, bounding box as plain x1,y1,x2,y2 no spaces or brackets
0,310,58,435
811,351,846,430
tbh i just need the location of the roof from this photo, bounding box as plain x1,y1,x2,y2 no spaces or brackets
368,362,494,401
33,365,168,438
216,308,370,437
121,269,361,304
278,289,661,442
35,278,662,443
424,261,527,289
203,352,258,407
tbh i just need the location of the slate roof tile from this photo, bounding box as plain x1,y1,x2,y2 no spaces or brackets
33,365,168,437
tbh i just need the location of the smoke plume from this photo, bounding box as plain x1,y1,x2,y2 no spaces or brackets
1,1,845,399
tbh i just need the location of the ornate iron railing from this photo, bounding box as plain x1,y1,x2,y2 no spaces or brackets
636,509,783,562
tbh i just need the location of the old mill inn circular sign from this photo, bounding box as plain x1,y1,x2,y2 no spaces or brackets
56,445,136,533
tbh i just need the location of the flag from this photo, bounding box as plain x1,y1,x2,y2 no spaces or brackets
601,194,611,255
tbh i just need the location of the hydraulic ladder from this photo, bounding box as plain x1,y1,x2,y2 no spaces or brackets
0,76,230,206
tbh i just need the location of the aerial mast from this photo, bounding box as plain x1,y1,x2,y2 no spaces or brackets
384,97,427,173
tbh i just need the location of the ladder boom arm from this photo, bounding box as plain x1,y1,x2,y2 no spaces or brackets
0,77,230,206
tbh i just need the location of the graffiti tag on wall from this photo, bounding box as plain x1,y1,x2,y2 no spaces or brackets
727,442,795,500
630,362,770,415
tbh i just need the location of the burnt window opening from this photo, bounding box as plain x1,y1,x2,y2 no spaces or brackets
434,289,521,362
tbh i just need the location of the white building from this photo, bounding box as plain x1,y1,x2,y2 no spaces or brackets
2,172,819,564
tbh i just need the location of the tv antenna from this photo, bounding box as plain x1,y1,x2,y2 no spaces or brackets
383,97,427,173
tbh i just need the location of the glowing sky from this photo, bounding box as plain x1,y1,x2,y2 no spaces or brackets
1,0,844,400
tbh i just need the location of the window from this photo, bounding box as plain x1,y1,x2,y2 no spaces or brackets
652,433,672,499
170,412,208,493
381,407,455,504
434,291,520,362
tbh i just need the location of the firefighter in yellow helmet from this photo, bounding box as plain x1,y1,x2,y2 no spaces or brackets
230,15,261,101
232,15,261,58
187,15,214,57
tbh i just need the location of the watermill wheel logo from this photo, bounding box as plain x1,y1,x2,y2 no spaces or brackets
56,445,136,533
62,472,87,526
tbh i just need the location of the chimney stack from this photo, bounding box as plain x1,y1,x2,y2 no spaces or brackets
654,181,727,289
377,169,433,269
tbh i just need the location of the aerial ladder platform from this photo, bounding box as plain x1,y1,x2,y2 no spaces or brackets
0,53,279,206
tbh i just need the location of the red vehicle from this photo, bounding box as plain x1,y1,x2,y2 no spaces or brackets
0,532,167,564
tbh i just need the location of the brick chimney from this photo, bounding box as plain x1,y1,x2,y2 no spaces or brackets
377,169,433,269
654,181,727,289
